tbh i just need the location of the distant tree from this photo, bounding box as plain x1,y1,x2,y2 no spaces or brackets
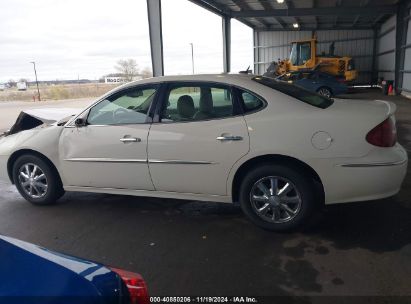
19,78,29,83
115,59,139,82
141,67,153,79
7,79,16,87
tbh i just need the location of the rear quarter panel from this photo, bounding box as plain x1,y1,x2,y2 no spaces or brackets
226,83,394,200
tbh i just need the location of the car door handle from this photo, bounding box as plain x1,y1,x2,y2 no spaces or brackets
120,137,141,143
216,136,243,141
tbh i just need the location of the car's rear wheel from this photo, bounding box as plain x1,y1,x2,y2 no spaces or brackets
239,164,316,231
12,154,64,205
317,87,332,98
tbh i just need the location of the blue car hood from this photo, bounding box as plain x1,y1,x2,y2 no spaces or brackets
0,235,122,303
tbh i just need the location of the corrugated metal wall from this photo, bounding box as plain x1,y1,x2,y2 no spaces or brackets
254,31,312,75
254,29,374,84
376,8,411,96
402,8,411,94
376,15,396,82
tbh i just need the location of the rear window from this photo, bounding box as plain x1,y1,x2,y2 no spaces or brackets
252,76,334,109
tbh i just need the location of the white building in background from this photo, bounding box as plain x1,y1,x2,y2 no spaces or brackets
0,84,5,91
17,82,27,91
105,77,125,84
105,76,143,84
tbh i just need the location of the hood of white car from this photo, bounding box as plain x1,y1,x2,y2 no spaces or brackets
21,108,82,123
6,108,82,136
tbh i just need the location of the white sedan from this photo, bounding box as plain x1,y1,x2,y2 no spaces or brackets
0,74,407,231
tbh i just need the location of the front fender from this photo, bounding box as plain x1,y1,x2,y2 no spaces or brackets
0,126,64,183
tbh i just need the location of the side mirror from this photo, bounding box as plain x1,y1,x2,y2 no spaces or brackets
75,118,86,127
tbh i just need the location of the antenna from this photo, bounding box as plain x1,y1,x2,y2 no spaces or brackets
240,66,251,74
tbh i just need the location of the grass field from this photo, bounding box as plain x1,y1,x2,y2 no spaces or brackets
0,83,120,102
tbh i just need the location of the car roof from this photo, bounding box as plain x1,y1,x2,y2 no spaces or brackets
94,73,260,104
120,73,256,88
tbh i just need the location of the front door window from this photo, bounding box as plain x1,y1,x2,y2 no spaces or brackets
87,86,158,125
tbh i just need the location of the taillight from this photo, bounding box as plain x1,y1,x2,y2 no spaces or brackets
366,117,397,147
110,267,149,304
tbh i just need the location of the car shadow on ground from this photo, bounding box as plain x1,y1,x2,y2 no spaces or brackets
58,189,411,255
304,197,411,253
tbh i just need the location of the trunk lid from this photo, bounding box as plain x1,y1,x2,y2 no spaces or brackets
329,99,395,123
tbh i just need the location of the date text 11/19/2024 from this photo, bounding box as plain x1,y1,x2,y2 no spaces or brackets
150,297,258,303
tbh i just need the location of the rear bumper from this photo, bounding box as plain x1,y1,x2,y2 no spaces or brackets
316,144,408,204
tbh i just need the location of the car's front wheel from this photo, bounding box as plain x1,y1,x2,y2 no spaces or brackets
239,164,316,231
12,154,64,205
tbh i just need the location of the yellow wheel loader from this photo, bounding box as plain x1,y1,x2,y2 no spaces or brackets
264,38,357,82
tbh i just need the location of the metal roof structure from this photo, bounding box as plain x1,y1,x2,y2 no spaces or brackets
188,0,399,31
146,0,410,91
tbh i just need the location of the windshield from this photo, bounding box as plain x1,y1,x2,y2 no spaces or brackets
253,76,334,109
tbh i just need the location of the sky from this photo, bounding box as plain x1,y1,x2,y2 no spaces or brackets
0,0,253,82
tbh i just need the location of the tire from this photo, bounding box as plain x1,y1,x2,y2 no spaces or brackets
12,154,64,205
317,87,332,98
239,164,316,232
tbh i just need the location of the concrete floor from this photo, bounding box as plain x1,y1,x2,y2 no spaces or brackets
0,89,410,300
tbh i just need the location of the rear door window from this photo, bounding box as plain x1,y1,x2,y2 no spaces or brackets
238,90,265,113
161,83,238,122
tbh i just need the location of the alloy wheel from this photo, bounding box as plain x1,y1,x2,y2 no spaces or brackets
18,163,48,199
249,176,302,223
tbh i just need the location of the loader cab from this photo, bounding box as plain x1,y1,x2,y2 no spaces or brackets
289,39,316,68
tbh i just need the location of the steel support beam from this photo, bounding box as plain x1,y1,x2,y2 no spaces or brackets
230,6,397,18
395,1,409,93
189,0,254,28
187,0,226,17
253,30,259,75
231,0,268,29
147,0,164,77
257,0,285,28
372,28,378,84
223,16,231,73
254,26,374,32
